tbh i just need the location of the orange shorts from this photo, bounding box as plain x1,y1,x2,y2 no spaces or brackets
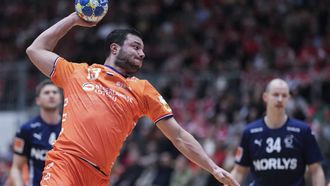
40,150,109,186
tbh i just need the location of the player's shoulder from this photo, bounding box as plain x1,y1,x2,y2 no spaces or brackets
243,118,264,134
58,57,89,69
21,115,43,130
127,76,145,83
286,118,310,133
127,77,150,90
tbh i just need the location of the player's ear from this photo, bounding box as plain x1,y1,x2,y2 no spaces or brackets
35,96,41,106
110,43,119,55
262,92,268,103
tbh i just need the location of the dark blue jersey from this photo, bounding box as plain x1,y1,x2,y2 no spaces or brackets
13,115,61,186
235,118,323,186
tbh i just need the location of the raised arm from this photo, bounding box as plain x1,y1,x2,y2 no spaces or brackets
156,117,239,186
308,162,325,186
26,13,96,77
6,154,27,186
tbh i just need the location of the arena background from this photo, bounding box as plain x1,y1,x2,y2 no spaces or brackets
0,0,329,185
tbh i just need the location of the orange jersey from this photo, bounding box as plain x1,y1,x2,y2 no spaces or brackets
50,57,173,175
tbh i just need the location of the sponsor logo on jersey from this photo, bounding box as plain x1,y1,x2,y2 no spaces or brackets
287,126,300,133
254,139,263,147
82,82,95,91
33,133,42,140
45,162,54,170
14,137,25,153
116,82,132,91
63,98,69,107
235,147,243,162
83,82,134,103
30,147,48,161
250,127,263,133
43,173,51,181
253,158,297,171
62,113,67,122
30,122,41,128
48,132,57,145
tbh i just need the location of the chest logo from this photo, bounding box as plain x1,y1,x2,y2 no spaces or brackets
254,139,263,147
49,132,57,145
284,135,294,148
82,82,95,91
33,133,42,140
87,68,101,80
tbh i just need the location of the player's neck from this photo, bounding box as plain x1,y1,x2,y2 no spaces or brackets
40,109,60,125
264,113,288,129
104,56,127,77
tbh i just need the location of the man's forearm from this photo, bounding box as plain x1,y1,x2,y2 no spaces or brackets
8,167,23,186
230,165,249,185
171,129,218,173
311,167,325,186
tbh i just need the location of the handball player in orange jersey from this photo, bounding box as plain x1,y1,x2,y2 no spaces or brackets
26,12,239,186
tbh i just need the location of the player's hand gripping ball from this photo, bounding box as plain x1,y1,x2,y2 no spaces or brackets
75,0,109,23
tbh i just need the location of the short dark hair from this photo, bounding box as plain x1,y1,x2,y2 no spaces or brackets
35,79,57,96
105,28,142,48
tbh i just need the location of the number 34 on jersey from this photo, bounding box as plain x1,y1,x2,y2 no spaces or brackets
256,135,294,153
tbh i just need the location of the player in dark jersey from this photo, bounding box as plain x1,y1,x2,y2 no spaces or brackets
7,80,62,186
230,78,325,186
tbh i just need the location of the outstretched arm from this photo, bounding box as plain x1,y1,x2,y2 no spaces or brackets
156,117,240,186
26,13,96,77
6,154,27,186
308,162,325,186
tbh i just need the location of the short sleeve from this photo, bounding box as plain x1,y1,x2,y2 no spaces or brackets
50,57,82,88
235,130,251,167
303,127,323,164
143,81,173,123
13,126,30,157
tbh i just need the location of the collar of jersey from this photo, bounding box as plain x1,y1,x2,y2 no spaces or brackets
37,115,61,127
104,65,128,78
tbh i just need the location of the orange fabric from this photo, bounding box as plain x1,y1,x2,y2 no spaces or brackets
40,150,109,186
49,57,172,175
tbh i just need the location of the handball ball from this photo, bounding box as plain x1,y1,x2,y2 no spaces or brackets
75,0,109,23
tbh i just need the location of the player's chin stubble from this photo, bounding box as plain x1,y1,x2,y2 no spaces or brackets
115,56,141,75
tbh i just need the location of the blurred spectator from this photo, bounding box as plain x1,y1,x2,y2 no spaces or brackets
169,155,193,186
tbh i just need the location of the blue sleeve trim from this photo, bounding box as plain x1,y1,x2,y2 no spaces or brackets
154,114,174,124
49,56,60,77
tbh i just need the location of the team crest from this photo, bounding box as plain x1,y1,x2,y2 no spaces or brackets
284,135,294,148
87,68,101,80
49,132,57,145
159,96,172,112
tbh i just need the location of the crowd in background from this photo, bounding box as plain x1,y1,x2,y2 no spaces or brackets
1,0,330,185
